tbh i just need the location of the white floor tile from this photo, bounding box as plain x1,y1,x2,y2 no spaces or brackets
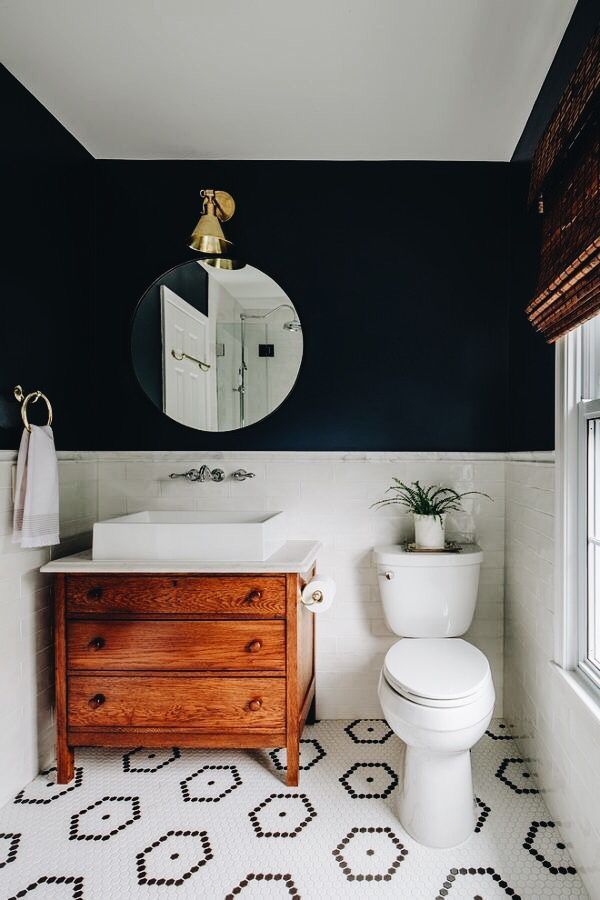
0,719,587,899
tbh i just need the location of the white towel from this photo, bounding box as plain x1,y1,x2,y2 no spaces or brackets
12,424,60,549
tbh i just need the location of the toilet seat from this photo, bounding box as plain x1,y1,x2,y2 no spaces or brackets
383,638,491,709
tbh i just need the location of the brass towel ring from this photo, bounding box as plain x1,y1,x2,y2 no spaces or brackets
13,385,53,432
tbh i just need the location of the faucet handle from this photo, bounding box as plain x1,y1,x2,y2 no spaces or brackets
232,469,256,482
170,469,201,482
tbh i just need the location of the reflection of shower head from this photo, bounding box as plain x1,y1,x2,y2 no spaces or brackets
240,304,301,333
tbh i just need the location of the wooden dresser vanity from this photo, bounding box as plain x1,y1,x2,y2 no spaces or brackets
43,543,319,788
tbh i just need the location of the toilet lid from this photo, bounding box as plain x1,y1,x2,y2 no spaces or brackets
383,639,491,707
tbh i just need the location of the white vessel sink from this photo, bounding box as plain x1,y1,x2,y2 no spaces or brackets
92,510,286,562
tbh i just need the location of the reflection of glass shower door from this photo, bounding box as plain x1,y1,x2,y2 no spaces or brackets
216,321,242,431
242,322,269,427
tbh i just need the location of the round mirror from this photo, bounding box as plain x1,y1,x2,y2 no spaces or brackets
132,260,303,432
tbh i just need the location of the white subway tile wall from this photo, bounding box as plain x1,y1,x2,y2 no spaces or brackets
0,453,98,808
97,452,506,719
505,457,600,899
4,447,600,897
0,450,505,809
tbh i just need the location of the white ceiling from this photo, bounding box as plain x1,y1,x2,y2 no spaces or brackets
198,262,288,310
0,0,576,161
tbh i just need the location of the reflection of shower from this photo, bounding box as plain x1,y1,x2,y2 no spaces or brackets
237,304,301,426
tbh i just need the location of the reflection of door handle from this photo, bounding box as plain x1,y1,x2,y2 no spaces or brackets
171,349,211,371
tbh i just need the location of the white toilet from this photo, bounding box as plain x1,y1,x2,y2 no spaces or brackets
374,544,495,849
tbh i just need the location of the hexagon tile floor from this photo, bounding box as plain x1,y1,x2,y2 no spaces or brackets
0,720,588,899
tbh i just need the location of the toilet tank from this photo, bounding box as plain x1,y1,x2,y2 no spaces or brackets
373,544,483,638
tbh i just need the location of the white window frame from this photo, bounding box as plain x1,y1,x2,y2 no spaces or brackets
579,399,600,689
556,316,600,701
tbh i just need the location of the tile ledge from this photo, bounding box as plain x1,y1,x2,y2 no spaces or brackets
0,448,555,463
552,662,600,726
2,449,511,463
506,451,555,463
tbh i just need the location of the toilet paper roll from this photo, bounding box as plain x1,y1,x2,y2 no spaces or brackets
301,575,336,613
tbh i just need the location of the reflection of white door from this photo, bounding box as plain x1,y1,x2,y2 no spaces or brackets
161,286,216,429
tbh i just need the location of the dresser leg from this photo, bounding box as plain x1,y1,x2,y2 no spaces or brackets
306,695,317,725
56,743,74,784
286,739,299,787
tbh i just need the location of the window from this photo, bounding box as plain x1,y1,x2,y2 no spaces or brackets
579,314,600,690
582,397,600,688
559,315,600,693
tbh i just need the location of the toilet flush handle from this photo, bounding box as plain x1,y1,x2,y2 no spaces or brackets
380,571,394,580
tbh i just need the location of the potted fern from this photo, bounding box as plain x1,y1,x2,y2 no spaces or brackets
372,480,492,549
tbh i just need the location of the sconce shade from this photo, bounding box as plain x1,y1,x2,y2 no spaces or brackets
189,212,232,253
189,189,234,254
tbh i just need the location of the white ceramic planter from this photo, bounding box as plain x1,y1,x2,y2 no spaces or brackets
414,514,445,549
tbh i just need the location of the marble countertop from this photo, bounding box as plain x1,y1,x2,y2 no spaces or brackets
40,540,321,574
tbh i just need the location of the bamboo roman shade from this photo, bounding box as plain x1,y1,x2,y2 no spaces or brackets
525,29,600,343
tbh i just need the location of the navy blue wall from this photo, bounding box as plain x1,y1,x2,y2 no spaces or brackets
9,9,598,453
92,160,512,451
507,165,555,451
0,64,94,449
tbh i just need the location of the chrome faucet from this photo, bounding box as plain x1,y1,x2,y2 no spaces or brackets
169,466,225,483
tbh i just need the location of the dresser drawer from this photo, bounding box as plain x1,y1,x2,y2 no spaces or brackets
68,675,285,730
65,575,286,617
67,620,286,671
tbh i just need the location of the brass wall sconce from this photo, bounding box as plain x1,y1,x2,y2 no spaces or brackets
189,189,235,254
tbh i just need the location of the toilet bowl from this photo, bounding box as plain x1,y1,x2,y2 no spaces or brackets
374,544,495,848
378,637,495,848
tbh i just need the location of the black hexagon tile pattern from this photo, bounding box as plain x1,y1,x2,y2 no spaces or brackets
474,797,491,833
225,872,300,897
13,767,83,805
69,795,141,841
434,866,522,898
496,757,540,795
523,820,578,875
339,761,398,799
486,722,513,740
269,739,326,773
345,719,394,745
0,721,587,898
136,829,213,885
333,826,408,881
0,832,20,869
7,874,84,899
249,793,317,838
180,764,242,803
123,747,180,773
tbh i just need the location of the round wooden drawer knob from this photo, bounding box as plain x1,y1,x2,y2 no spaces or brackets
248,698,262,712
87,586,103,599
243,590,262,606
88,637,105,651
88,693,106,708
247,640,262,653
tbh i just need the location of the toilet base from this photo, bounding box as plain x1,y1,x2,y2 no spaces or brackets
397,745,476,848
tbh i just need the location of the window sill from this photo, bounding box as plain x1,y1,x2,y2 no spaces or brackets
552,662,600,725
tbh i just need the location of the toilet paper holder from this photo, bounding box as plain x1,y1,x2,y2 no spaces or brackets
301,589,324,607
